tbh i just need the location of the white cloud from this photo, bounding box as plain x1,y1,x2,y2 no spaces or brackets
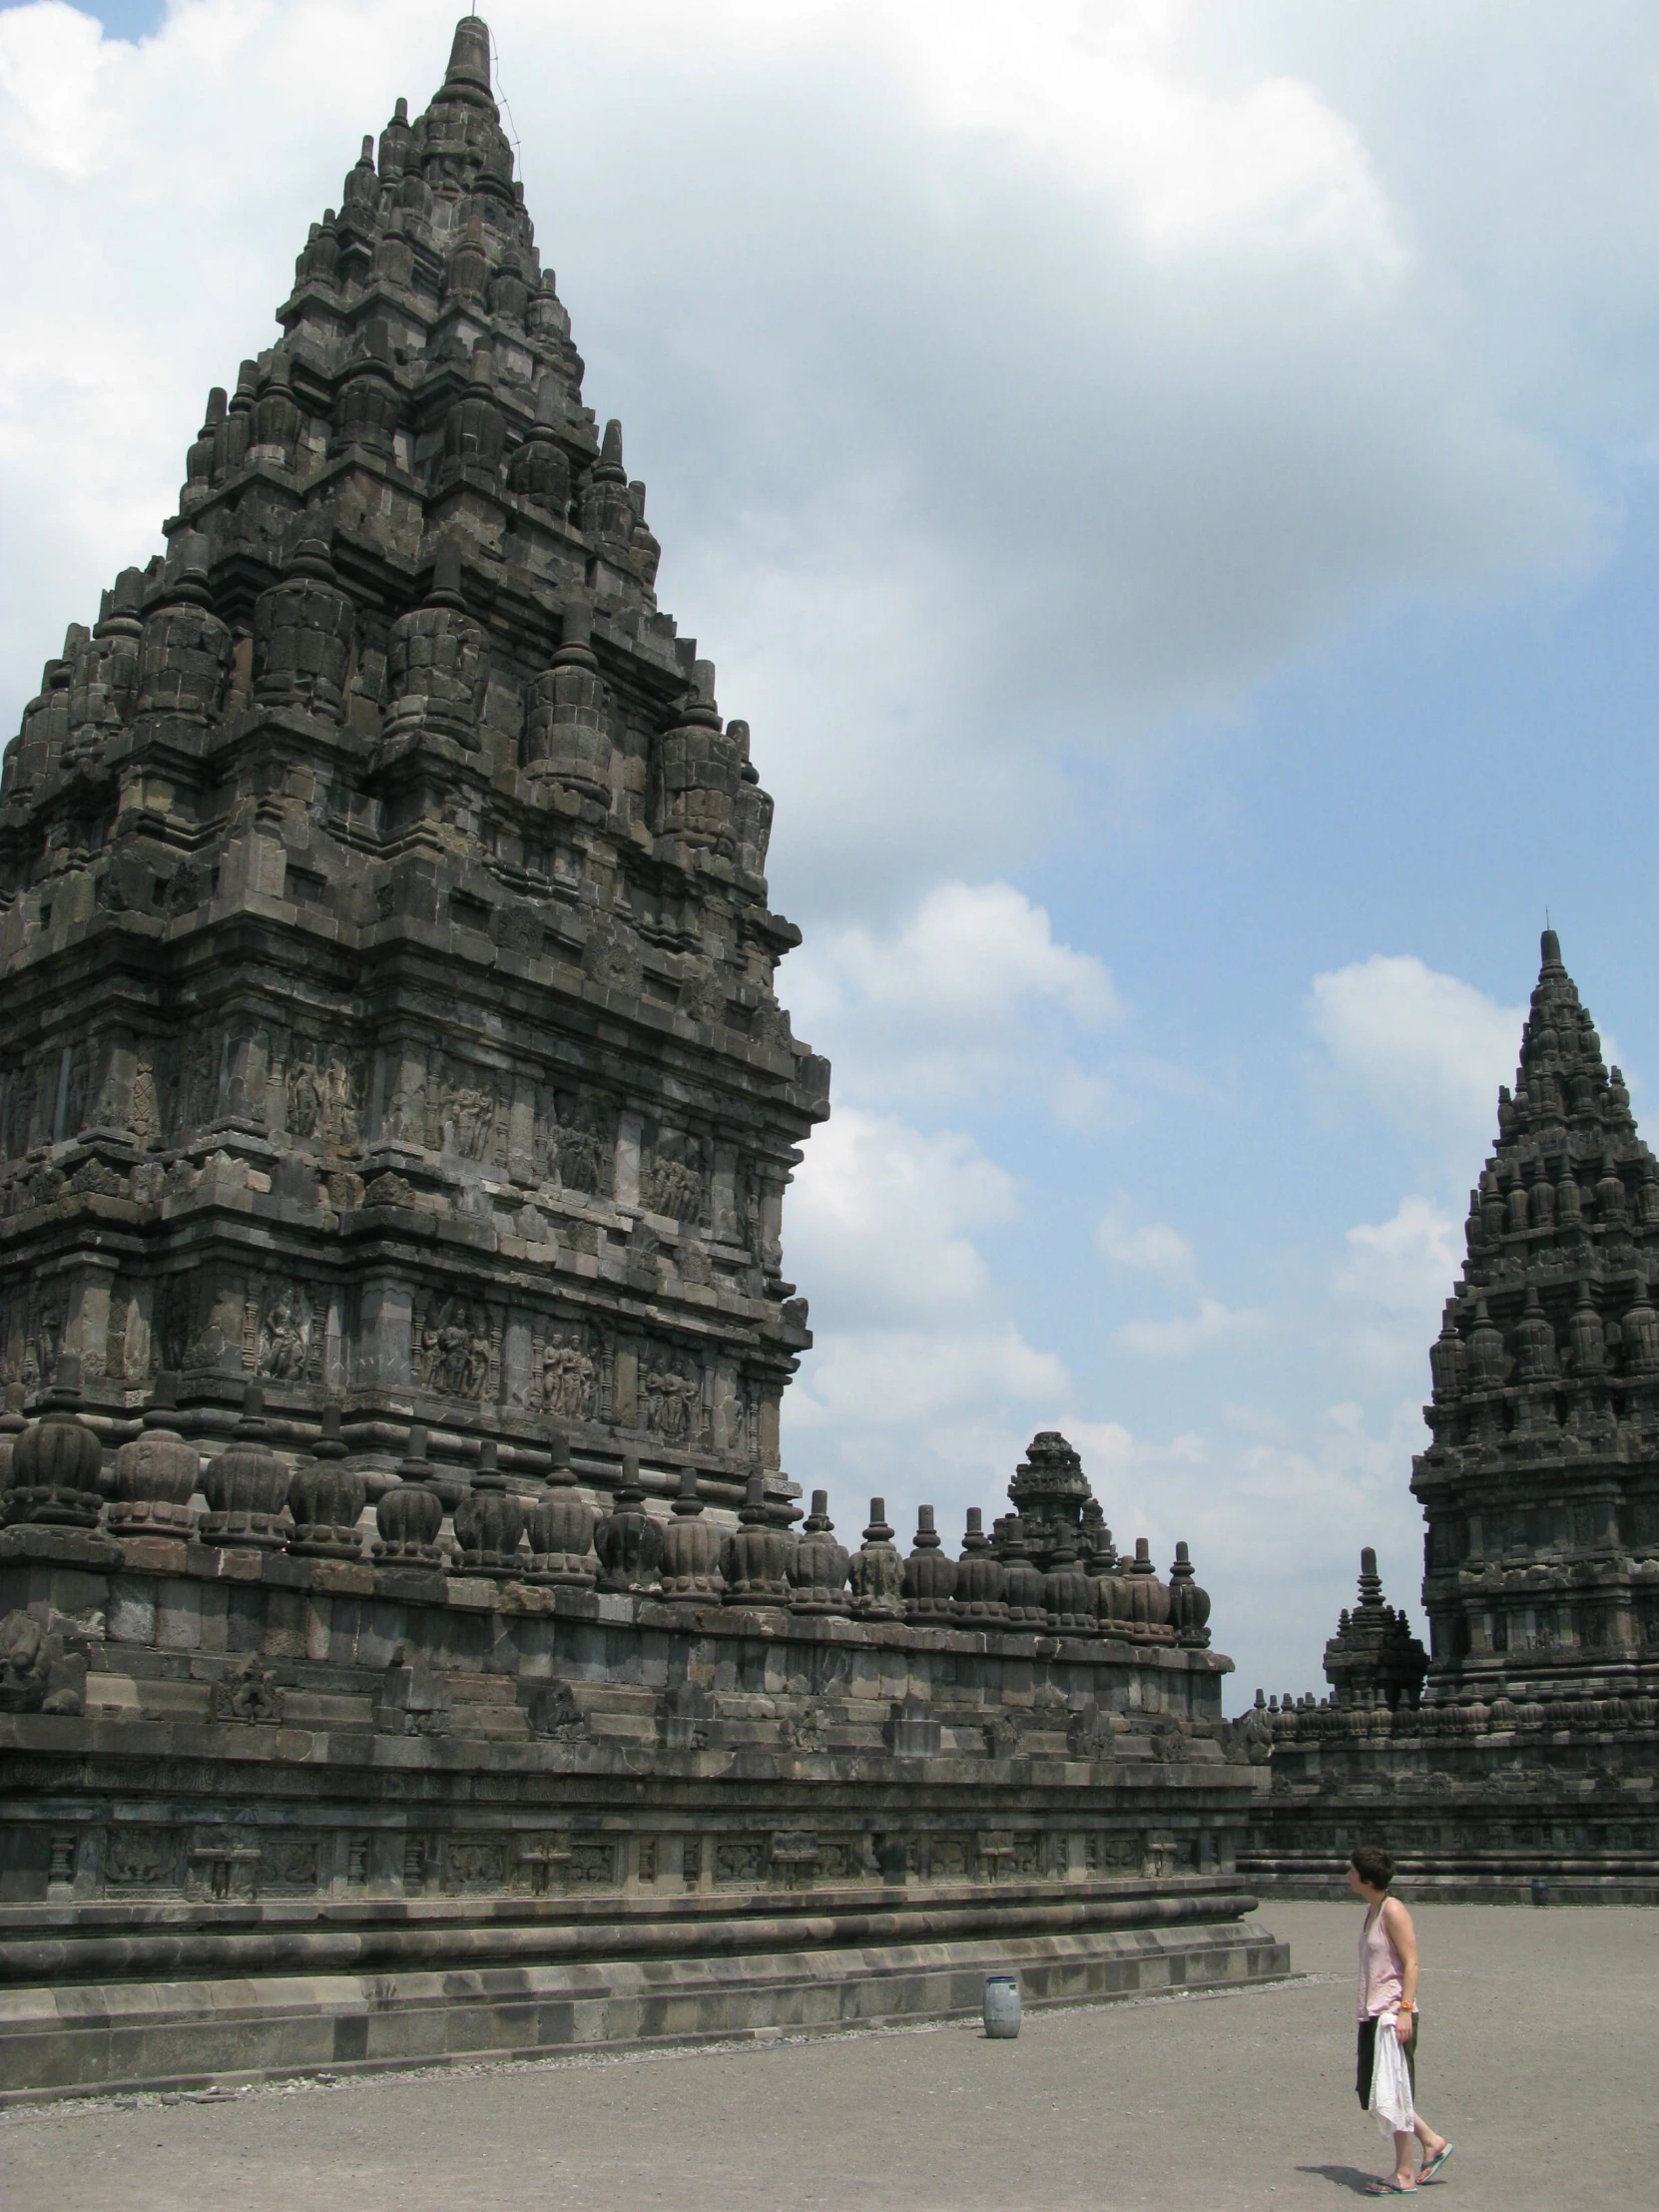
1097,1202,1196,1279
1308,954,1522,1154
1338,1195,1459,1313
785,1104,1017,1326
1114,1297,1267,1360
787,881,1117,1108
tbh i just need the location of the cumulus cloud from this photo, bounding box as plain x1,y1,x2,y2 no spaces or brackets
1114,1297,1267,1360
1096,1202,1196,1279
1308,954,1523,1155
788,880,1117,1109
0,0,1605,915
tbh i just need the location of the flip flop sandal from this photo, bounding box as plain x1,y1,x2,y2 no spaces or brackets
1418,2144,1456,2183
1365,2185,1416,2197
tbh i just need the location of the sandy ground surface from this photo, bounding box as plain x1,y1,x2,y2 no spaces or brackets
4,1901,1655,2212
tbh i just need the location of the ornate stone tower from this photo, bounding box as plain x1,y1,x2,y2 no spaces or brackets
1412,928,1659,1697
0,17,827,1505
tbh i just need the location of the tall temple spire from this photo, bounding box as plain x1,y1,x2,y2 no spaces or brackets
0,18,828,1500
1412,928,1659,1698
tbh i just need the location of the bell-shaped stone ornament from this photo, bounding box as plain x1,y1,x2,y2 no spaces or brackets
382,538,488,750
593,1452,664,1593
995,1514,1047,1629
374,1423,447,1567
847,1495,903,1620
252,536,355,722
135,534,232,724
3,1357,105,1530
1042,1529,1098,1637
901,1504,958,1623
650,659,744,855
788,1489,850,1615
656,1463,725,1605
523,1426,600,1588
522,599,610,802
721,1469,794,1607
951,1506,1007,1625
286,1404,366,1559
1168,1540,1212,1648
110,1371,200,1535
201,1383,291,1549
452,1438,528,1577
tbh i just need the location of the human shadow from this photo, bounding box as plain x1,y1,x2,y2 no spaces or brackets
1296,2164,1392,2197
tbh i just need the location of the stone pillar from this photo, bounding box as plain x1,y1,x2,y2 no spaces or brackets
356,1276,412,1389
614,1111,642,1209
613,1342,638,1428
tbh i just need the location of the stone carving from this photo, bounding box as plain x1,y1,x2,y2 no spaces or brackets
286,1042,361,1148
789,1491,849,1615
211,1652,284,1725
536,1089,614,1195
530,1682,592,1741
535,1327,595,1421
256,1279,317,1382
412,1293,496,1401
641,1351,701,1445
642,1130,707,1224
0,1610,87,1715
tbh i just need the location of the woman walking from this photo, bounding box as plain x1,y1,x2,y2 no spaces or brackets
1349,1846,1455,2194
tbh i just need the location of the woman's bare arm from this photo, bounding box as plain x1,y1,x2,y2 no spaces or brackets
1382,1896,1419,2033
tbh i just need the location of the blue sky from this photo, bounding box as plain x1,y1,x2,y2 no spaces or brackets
5,2,1659,1701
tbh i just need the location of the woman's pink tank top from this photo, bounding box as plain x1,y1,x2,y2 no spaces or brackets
1358,1904,1404,2020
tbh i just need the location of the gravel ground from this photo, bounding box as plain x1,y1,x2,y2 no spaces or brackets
4,1901,1655,2211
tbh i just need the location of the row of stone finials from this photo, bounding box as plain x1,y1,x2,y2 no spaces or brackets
1251,1685,1659,1739
0,1362,1210,1644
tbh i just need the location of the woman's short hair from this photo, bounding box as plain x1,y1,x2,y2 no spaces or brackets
1351,1845,1394,1891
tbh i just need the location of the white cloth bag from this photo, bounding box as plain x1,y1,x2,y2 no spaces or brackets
1370,2009,1416,2137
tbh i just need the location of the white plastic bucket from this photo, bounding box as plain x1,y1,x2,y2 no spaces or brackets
982,1974,1021,2038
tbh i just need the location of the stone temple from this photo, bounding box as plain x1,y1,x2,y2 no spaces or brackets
1247,930,1659,1900
0,20,1285,2097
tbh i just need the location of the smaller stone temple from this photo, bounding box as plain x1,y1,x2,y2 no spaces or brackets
1246,931,1659,1900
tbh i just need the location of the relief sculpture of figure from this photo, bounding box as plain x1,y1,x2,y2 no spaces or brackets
643,1359,699,1445
540,1334,595,1420
321,1050,359,1147
260,1288,309,1381
288,1054,321,1138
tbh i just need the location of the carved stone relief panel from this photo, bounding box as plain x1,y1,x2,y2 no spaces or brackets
280,1032,364,1150
530,1320,601,1421
640,1345,705,1448
641,1121,711,1226
412,1290,501,1402
250,1275,326,1385
533,1083,615,1197
422,1056,506,1166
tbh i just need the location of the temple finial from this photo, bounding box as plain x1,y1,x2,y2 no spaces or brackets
446,16,493,95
